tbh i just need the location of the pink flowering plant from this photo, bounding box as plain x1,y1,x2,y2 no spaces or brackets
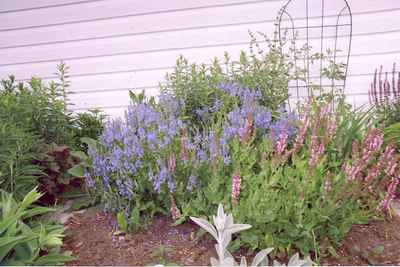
178,96,399,260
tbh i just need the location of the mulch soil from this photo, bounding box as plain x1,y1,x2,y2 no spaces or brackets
322,216,400,265
62,208,400,266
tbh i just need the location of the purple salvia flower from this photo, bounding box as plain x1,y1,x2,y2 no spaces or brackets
84,170,96,189
218,82,239,96
196,148,207,163
167,177,176,192
187,174,198,192
208,131,220,161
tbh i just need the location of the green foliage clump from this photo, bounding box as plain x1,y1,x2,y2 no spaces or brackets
161,33,291,129
0,122,42,199
0,74,74,146
0,63,105,199
0,188,73,265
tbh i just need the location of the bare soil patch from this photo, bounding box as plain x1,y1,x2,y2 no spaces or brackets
62,208,215,266
62,208,400,266
323,217,400,265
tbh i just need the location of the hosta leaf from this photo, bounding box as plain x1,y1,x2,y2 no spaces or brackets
18,188,42,213
22,207,55,220
0,235,33,261
34,253,75,265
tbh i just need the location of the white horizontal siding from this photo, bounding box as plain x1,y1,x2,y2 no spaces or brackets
0,0,399,116
0,0,103,13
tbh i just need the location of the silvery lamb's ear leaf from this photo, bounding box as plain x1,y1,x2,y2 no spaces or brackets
210,257,219,266
226,214,234,228
190,216,218,240
288,253,311,266
215,244,225,261
225,249,235,260
213,214,225,232
220,256,236,266
303,256,315,266
288,253,299,266
221,232,232,251
288,253,312,267
251,247,274,267
273,260,282,266
240,256,247,267
226,223,252,234
217,203,225,218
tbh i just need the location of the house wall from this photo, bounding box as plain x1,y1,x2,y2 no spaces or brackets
0,0,399,117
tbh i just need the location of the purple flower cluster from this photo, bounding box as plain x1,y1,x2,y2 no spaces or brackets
88,82,301,214
224,105,272,141
89,92,184,198
218,82,262,105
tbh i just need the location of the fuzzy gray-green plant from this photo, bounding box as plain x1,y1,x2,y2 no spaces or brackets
190,203,312,266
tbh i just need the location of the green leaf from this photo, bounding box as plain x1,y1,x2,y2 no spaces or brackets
70,150,88,161
372,245,384,255
33,253,75,265
67,165,85,177
0,235,34,261
80,137,99,149
117,211,127,232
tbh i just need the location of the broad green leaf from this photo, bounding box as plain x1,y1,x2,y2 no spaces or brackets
67,165,85,178
70,151,88,161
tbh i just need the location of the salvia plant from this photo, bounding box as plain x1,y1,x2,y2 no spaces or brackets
368,63,400,127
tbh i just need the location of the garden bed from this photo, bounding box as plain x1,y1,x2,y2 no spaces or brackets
62,207,400,266
62,207,215,266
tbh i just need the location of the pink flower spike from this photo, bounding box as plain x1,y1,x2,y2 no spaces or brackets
231,168,241,206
